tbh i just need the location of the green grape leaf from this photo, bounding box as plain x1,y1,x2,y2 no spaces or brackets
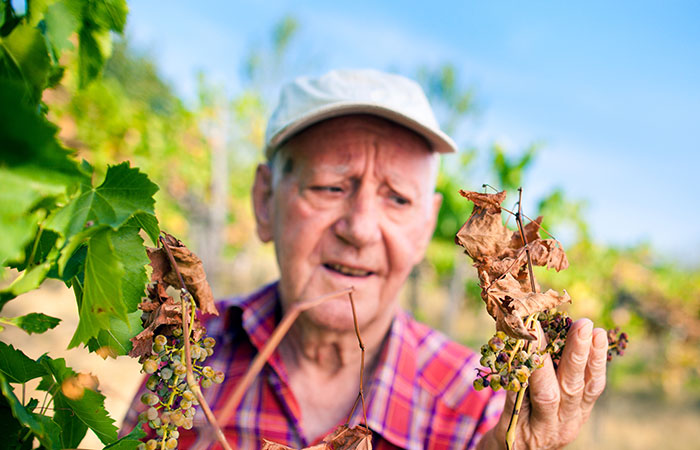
0,393,30,450
0,261,52,311
53,395,89,448
0,372,61,450
77,25,103,88
45,162,159,242
88,0,128,33
38,356,118,444
87,310,142,357
0,22,51,101
0,312,61,334
104,422,146,450
68,228,125,348
0,80,84,265
7,229,60,272
112,223,150,312
131,212,160,246
0,341,47,383
43,0,81,54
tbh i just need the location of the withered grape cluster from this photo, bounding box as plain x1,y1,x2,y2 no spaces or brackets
475,309,627,393
606,327,629,361
474,330,545,392
137,332,224,450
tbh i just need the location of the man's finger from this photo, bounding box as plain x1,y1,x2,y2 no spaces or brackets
581,328,608,420
556,319,593,421
527,352,560,427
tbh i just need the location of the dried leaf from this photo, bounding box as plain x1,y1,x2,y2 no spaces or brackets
456,190,572,339
261,425,372,450
147,232,218,316
129,233,217,360
455,191,511,260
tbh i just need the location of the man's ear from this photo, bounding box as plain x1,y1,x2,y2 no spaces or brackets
252,163,274,242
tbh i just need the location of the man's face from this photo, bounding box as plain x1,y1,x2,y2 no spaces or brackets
253,115,441,331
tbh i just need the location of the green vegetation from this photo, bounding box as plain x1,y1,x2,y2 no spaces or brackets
1,2,699,448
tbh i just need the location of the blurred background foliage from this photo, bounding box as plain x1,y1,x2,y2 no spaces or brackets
2,6,698,447
37,15,700,400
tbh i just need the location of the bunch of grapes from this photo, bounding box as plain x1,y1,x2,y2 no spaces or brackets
137,332,224,450
473,330,546,392
606,327,629,361
474,309,628,393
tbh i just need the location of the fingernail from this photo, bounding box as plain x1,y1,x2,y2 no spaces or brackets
578,321,593,339
593,330,607,348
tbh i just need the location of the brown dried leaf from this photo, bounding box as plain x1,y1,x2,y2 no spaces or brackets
261,425,372,450
147,232,218,316
455,191,511,260
456,190,571,339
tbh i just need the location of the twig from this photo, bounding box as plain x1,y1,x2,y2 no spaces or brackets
159,236,233,450
217,287,355,428
345,292,368,426
504,188,540,450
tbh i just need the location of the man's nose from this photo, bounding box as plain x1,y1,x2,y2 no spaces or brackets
333,188,382,248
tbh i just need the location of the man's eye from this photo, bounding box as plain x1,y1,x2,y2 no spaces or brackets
390,194,410,206
311,186,343,193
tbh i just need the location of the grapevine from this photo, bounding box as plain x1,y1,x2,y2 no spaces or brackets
456,186,628,450
130,233,230,450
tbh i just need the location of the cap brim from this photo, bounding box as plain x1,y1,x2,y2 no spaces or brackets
265,102,458,159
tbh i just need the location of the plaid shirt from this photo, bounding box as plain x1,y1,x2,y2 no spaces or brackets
123,282,504,449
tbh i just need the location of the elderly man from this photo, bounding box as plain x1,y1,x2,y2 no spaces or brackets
124,69,608,449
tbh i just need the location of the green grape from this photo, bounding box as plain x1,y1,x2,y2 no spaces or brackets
172,327,183,337
514,367,531,384
489,377,501,391
213,370,225,384
205,347,214,357
143,359,159,374
174,363,187,376
160,367,174,380
180,399,192,410
480,353,496,368
171,411,185,427
146,375,159,391
155,335,168,346
507,378,521,392
146,439,158,450
146,407,159,421
182,390,196,402
141,393,159,406
171,430,180,439
488,336,505,352
152,343,164,353
165,438,178,449
137,443,146,450
473,377,486,391
148,417,161,428
183,417,194,430
161,411,172,424
201,377,213,388
203,337,216,348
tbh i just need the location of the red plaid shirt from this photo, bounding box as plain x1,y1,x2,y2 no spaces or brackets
123,282,505,449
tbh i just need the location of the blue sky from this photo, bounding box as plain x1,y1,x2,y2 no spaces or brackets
126,1,700,263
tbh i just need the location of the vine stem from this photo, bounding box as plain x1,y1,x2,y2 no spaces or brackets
504,187,540,450
345,291,368,427
159,236,233,450
217,286,355,429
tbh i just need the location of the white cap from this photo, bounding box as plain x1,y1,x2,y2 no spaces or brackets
264,68,458,159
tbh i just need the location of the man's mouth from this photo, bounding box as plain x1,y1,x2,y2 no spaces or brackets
324,263,374,277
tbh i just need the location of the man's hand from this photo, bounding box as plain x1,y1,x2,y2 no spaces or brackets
478,319,609,450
